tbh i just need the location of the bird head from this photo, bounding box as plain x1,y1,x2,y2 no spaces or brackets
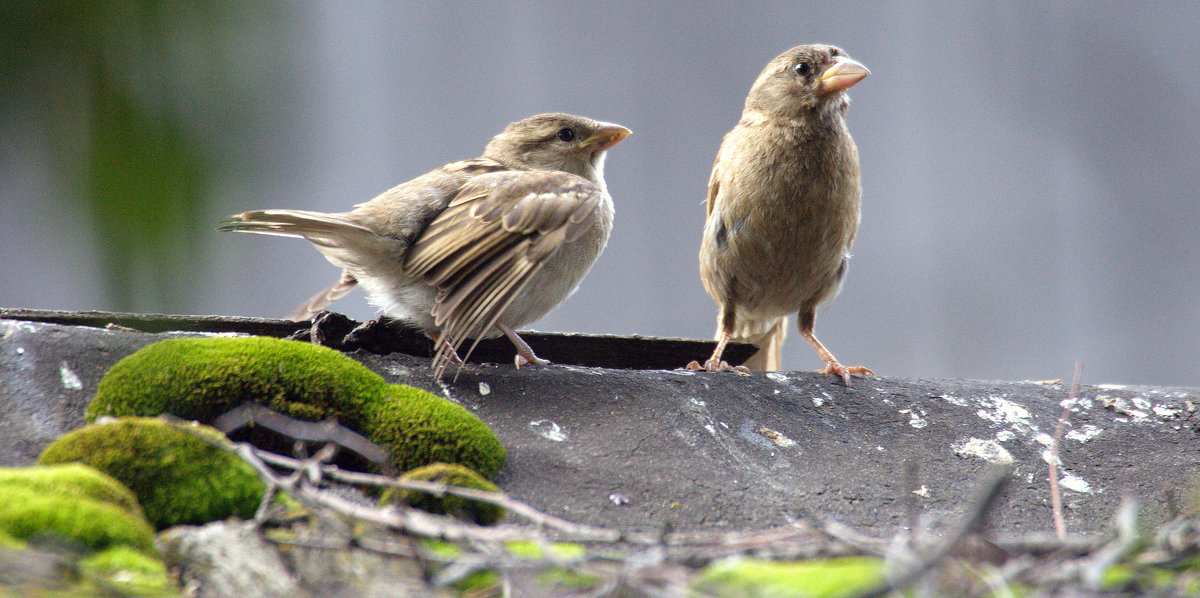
485,113,631,185
745,44,870,117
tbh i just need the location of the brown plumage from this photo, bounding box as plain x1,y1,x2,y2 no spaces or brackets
220,113,630,378
691,44,873,384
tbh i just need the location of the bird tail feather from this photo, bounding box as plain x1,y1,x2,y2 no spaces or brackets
729,316,787,371
221,207,402,277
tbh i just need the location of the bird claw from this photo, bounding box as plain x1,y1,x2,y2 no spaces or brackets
287,311,357,348
684,359,751,375
515,353,550,369
818,362,876,386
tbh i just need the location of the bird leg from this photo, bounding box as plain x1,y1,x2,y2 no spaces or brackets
497,323,550,368
686,306,748,372
798,312,874,386
686,329,734,372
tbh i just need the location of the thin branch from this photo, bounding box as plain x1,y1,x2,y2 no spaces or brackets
850,464,1012,598
1050,362,1083,539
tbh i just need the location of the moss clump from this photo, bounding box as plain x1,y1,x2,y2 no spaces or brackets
504,539,586,561
380,463,504,525
39,417,265,530
78,545,176,595
0,529,25,550
0,485,156,554
692,556,884,598
0,463,144,519
87,336,390,425
86,336,506,477
366,386,506,477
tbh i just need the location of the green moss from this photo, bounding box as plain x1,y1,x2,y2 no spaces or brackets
38,417,265,530
0,464,144,519
85,336,506,476
0,485,155,554
693,556,884,598
505,539,586,561
420,538,464,558
365,386,507,477
380,463,504,525
87,336,390,425
78,545,177,596
0,529,27,550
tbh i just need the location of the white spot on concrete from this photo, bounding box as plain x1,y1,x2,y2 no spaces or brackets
719,421,729,429
529,420,567,442
690,397,706,407
1098,395,1149,420
757,426,796,448
437,381,458,403
812,396,825,407
899,408,927,429
876,446,885,451
766,372,789,384
15,347,24,354
1059,474,1093,493
2,320,39,335
704,424,717,435
953,438,1014,464
1186,401,1196,412
561,365,605,376
1040,448,1060,466
1153,405,1181,418
1132,397,1152,411
939,394,968,407
478,382,491,396
996,430,1015,442
773,389,780,395
1060,396,1094,411
59,362,83,390
912,485,930,497
384,364,410,377
976,395,1034,433
1066,425,1102,442
1033,433,1054,448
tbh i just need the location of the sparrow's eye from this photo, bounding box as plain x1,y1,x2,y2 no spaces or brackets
556,128,576,142
793,62,811,76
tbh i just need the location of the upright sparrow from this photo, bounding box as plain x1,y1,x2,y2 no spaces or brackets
693,44,872,384
221,113,630,379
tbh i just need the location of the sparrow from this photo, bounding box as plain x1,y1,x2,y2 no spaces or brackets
220,113,630,379
691,44,873,384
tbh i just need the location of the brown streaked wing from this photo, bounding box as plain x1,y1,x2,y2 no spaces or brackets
403,170,604,376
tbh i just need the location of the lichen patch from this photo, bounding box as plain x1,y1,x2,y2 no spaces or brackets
952,438,1014,464
60,361,83,390
530,419,567,442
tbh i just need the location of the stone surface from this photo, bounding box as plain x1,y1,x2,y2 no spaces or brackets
3,312,1199,537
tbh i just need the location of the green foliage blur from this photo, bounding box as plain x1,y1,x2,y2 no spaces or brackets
0,1,285,311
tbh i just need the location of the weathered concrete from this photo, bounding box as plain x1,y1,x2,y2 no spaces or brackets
3,312,1198,536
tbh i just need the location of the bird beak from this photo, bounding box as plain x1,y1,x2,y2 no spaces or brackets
818,57,870,93
580,123,632,152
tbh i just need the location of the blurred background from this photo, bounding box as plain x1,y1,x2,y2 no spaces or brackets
3,2,1198,386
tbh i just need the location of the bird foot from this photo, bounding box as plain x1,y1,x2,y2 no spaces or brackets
286,311,356,348
684,359,751,375
817,362,876,386
341,317,392,350
515,352,550,369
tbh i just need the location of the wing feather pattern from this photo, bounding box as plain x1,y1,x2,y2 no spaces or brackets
403,170,604,378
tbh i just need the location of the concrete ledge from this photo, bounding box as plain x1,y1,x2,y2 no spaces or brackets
2,310,1197,535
